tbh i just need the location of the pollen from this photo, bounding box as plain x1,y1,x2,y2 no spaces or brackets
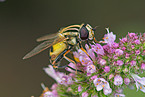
74,57,80,62
91,65,95,69
53,65,58,68
44,87,49,92
96,83,99,85
102,85,105,87
140,86,142,89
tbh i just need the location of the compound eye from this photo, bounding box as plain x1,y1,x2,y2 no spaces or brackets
80,26,89,40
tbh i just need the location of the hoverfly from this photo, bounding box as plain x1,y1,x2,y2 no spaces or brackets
23,23,97,68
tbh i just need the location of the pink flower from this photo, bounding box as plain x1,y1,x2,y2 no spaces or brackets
135,50,140,55
103,88,112,95
93,78,112,95
78,85,82,92
91,43,105,55
43,91,57,97
113,55,118,59
90,75,98,80
94,78,110,91
112,42,119,48
103,28,116,47
109,74,114,79
114,75,123,86
41,83,58,97
65,63,80,73
77,49,93,66
131,45,135,49
130,60,136,66
116,88,123,93
134,39,141,44
104,66,110,73
122,47,126,51
85,44,90,52
82,92,88,97
114,93,125,97
125,53,130,58
103,44,115,54
124,78,130,85
130,73,145,93
86,63,96,76
117,60,124,66
120,37,127,43
87,48,96,61
143,50,145,55
51,83,58,90
128,32,136,38
115,49,124,56
85,44,95,60
60,75,73,86
99,59,106,66
79,56,92,66
141,63,145,70
91,95,98,97
44,65,65,83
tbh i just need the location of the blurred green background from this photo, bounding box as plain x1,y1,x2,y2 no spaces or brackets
0,0,145,97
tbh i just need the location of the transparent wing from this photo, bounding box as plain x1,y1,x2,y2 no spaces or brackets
23,36,65,59
36,33,58,42
23,40,54,59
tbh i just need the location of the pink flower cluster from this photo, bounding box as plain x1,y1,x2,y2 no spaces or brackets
40,29,145,97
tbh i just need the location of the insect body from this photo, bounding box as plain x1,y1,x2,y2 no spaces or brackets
49,42,67,61
23,23,97,68
49,41,67,66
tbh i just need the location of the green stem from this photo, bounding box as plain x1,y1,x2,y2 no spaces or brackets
98,92,101,97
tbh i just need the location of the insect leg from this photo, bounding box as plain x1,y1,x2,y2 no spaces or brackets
54,64,83,73
93,37,98,43
86,40,90,47
51,44,75,67
51,49,68,68
51,48,78,74
78,41,94,61
66,65,83,73
63,49,78,73
78,41,89,56
63,50,76,65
